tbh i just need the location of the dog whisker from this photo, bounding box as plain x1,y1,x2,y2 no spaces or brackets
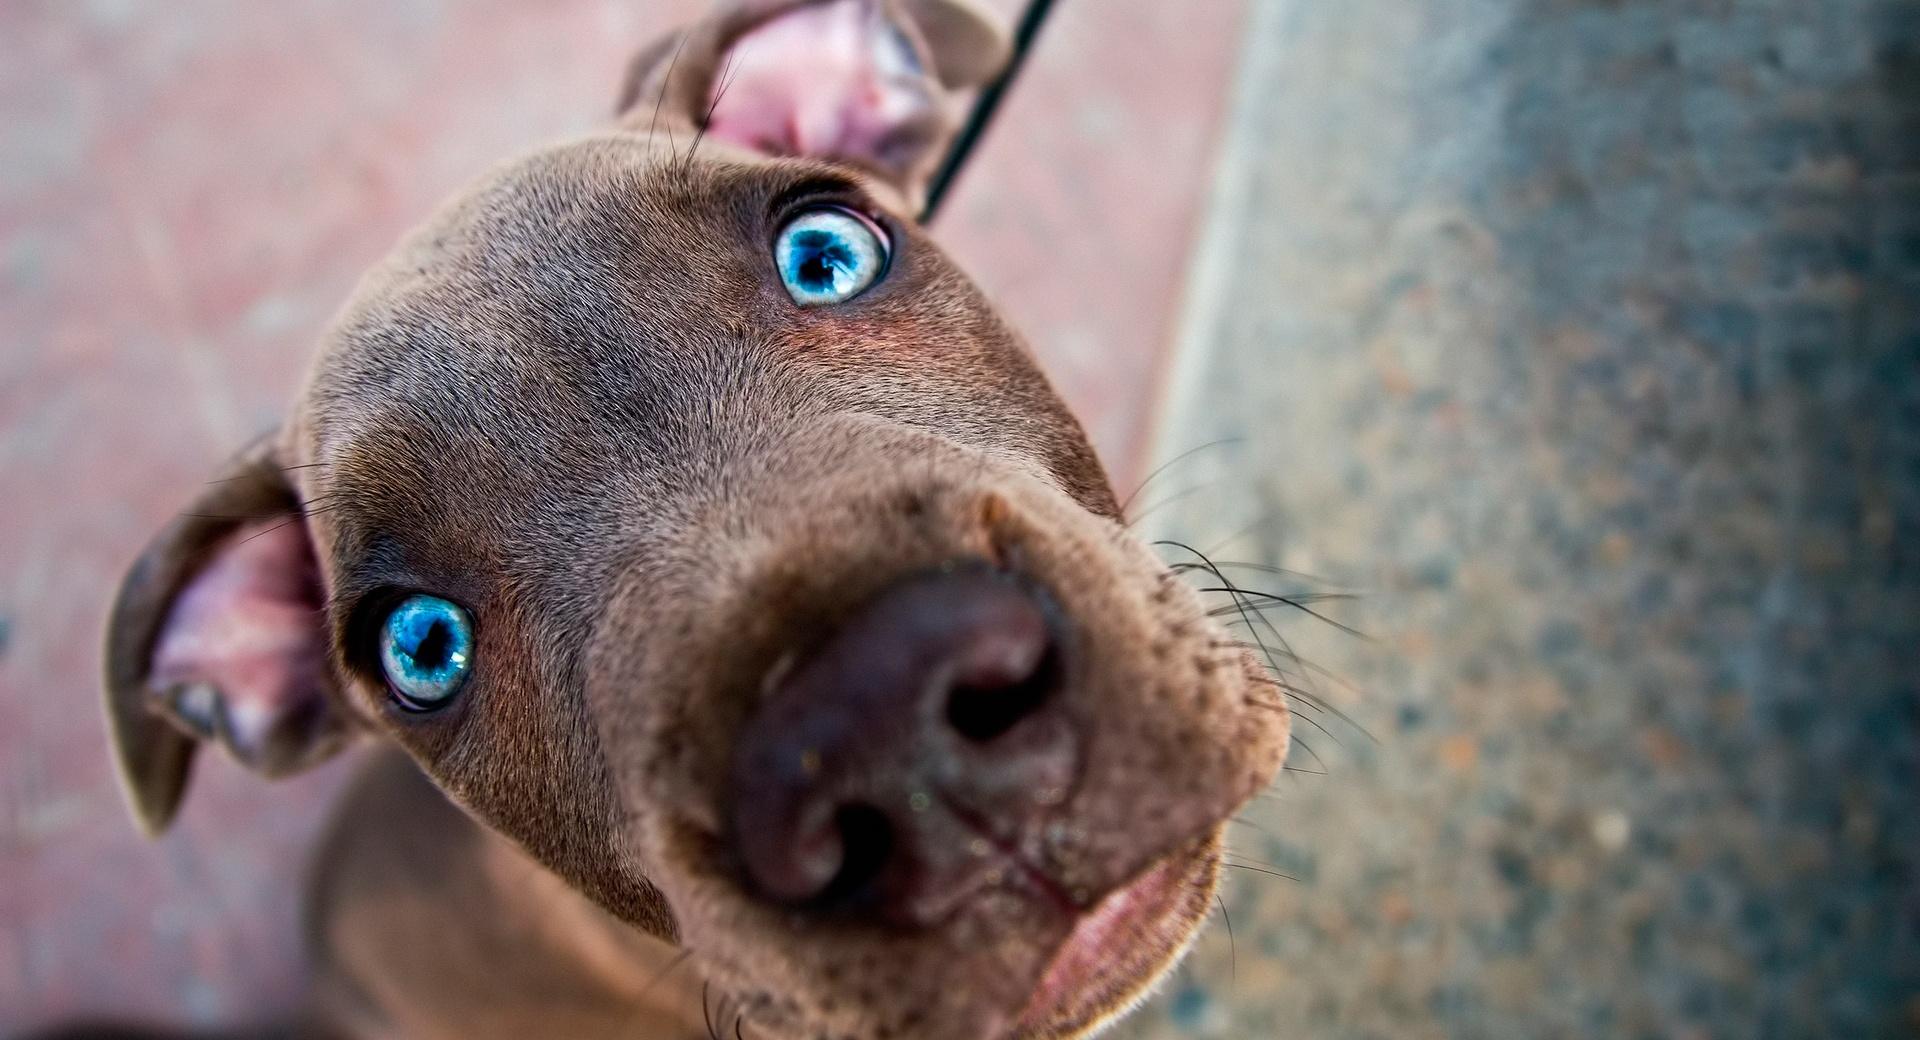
650,25,693,162
1213,891,1236,986
1240,667,1315,696
1170,556,1343,588
1249,688,1349,751
1124,481,1224,531
1193,509,1290,561
1221,859,1302,884
1243,666,1376,748
1226,636,1366,695
1243,679,1312,709
1116,437,1243,519
179,489,344,525
1164,539,1372,756
1178,546,1378,748
199,461,332,487
1156,540,1285,674
1230,640,1374,741
1200,560,1364,766
230,514,309,547
1286,734,1328,775
180,511,286,522
685,49,740,168
1192,586,1372,642
1202,592,1358,617
1226,852,1298,875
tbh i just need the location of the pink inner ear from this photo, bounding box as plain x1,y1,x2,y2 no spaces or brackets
706,0,941,163
149,518,330,766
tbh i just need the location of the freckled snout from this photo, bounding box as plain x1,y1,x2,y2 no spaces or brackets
729,565,1079,928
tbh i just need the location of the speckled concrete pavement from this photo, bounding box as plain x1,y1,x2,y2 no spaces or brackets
1114,1,1920,1038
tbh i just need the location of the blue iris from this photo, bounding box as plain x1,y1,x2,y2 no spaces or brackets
775,207,889,306
379,594,474,710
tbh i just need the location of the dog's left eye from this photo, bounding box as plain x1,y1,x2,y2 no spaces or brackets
378,594,474,711
774,207,890,306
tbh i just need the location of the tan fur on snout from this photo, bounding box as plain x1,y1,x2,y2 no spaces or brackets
94,4,1289,1039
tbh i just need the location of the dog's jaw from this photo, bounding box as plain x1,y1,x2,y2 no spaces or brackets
1014,835,1223,1040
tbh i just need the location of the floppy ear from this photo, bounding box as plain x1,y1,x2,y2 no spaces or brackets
104,437,352,834
616,0,1012,210
901,0,1011,90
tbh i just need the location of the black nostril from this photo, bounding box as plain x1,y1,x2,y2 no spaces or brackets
730,565,1079,924
816,805,894,908
945,644,1060,743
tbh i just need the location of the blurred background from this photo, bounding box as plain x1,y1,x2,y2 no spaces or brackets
2,0,1915,1037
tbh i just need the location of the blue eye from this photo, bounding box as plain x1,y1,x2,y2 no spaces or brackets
378,595,474,710
775,207,890,306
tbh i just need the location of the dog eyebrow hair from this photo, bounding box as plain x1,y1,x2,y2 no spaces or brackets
763,172,875,222
325,533,419,610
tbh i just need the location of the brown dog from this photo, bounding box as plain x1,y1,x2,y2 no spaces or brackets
94,2,1290,1038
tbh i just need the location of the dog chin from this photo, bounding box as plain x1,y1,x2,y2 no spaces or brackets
1011,833,1223,1040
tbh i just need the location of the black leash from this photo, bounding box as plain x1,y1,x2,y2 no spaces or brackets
919,0,1061,223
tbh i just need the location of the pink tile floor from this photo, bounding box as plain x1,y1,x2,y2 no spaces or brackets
0,0,1244,1029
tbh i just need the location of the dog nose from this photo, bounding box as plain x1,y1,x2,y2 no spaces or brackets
729,566,1077,926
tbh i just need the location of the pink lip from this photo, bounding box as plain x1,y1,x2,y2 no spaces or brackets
1014,854,1193,1033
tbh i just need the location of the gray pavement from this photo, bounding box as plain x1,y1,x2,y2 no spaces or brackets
1115,1,1920,1037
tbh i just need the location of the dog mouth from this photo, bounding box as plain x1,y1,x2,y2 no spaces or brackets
1013,839,1218,1038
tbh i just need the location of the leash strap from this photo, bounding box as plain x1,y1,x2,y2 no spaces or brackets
919,0,1061,222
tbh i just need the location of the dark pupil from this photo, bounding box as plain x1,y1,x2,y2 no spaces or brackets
795,231,848,290
410,619,451,672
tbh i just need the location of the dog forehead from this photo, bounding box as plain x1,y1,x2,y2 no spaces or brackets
294,137,845,556
316,137,853,418
351,133,799,331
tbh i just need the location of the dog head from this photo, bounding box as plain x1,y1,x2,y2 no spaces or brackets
102,3,1289,1037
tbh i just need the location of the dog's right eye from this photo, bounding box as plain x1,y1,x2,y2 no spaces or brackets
378,594,474,711
774,206,890,306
